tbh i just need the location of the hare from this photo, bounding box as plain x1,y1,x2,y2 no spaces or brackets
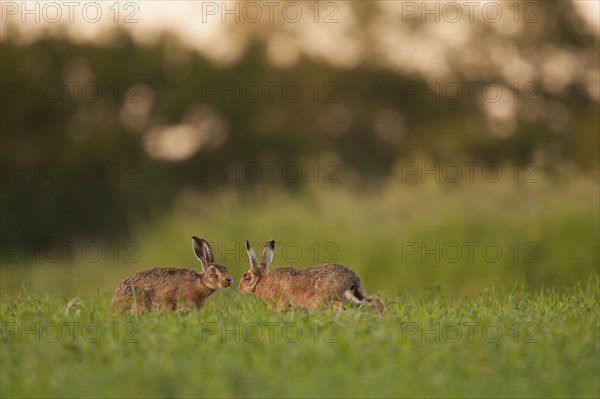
239,240,384,314
111,236,233,313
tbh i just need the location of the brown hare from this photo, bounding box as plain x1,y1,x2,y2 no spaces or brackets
111,236,232,313
239,240,384,314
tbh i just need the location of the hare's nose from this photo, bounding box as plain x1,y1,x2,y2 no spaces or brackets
226,276,233,283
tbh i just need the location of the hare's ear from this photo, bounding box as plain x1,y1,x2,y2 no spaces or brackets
192,236,213,270
246,240,258,270
259,240,275,271
202,240,215,263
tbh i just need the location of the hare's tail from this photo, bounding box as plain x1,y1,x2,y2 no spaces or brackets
343,285,385,315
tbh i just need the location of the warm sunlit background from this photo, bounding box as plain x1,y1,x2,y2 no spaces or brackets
1,0,598,297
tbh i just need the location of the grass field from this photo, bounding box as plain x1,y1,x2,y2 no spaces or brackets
1,278,599,398
1,171,599,398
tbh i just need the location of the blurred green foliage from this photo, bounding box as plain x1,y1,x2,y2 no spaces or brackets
1,173,597,295
1,17,598,245
0,1,598,296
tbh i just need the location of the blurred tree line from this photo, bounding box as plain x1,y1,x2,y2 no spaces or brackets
0,1,598,245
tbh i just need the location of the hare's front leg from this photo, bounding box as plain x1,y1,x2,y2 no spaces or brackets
129,299,151,314
266,298,292,312
193,297,206,311
128,290,154,314
322,300,345,312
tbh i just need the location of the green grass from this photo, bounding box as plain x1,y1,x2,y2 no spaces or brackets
1,278,599,398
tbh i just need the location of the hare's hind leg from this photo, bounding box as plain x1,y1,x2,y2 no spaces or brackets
111,296,131,313
318,294,345,312
366,296,385,315
325,300,345,312
129,287,155,314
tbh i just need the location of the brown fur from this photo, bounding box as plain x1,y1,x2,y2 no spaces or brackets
111,237,232,313
240,240,384,314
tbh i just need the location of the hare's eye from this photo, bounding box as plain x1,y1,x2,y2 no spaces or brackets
209,267,217,274
243,272,249,279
